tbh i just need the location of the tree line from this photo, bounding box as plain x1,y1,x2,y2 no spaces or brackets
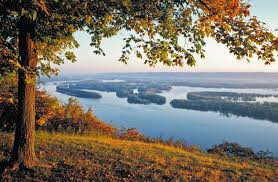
171,92,278,123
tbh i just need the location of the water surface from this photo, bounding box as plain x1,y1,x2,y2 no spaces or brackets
41,82,278,156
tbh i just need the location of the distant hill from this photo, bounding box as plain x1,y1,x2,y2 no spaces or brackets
40,72,278,88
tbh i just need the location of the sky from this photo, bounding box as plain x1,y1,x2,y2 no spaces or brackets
59,0,278,74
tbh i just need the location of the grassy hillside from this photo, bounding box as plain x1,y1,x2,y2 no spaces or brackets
1,132,277,181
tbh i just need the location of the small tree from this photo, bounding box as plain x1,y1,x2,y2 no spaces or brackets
0,0,277,168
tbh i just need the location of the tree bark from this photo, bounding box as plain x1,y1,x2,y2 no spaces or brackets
11,16,37,168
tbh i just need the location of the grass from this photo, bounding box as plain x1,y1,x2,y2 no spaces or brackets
1,132,278,181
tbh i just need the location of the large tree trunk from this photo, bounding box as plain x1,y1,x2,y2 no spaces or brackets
11,16,37,168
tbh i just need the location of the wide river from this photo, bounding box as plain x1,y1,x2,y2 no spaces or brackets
41,81,278,156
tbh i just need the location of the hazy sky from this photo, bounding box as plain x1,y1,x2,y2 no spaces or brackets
59,0,278,74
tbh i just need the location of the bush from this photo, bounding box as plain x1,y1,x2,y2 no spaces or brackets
36,97,116,135
0,74,17,132
207,142,277,167
118,128,145,141
208,142,255,158
0,77,116,135
0,101,17,132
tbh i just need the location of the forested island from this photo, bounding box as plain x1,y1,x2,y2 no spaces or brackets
68,81,172,96
187,92,278,102
56,85,102,99
137,84,171,94
56,81,169,105
127,93,166,105
68,81,136,98
127,95,151,104
171,91,278,123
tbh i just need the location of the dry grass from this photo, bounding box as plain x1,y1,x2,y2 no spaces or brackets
1,132,277,181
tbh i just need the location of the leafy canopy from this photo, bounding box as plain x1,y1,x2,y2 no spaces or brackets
0,0,277,76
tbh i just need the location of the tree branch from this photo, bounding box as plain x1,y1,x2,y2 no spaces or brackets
199,0,210,11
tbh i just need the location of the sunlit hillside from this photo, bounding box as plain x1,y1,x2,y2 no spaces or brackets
1,132,278,181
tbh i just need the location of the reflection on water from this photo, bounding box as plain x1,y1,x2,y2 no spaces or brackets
40,82,278,156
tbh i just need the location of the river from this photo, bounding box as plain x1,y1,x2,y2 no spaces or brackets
41,81,278,156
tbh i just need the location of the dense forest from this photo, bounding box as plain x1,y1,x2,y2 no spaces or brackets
171,92,278,123
127,93,166,105
187,92,278,102
56,85,102,99
137,84,171,94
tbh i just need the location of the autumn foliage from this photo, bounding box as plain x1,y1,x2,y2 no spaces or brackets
35,94,117,135
0,75,148,141
200,0,250,18
1,132,278,181
0,75,114,135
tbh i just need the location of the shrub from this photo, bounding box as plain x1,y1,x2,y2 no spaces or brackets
36,97,116,135
207,142,277,167
208,142,255,158
0,74,17,132
118,128,145,141
0,75,116,135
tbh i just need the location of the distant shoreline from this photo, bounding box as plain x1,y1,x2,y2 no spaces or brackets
39,72,278,89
